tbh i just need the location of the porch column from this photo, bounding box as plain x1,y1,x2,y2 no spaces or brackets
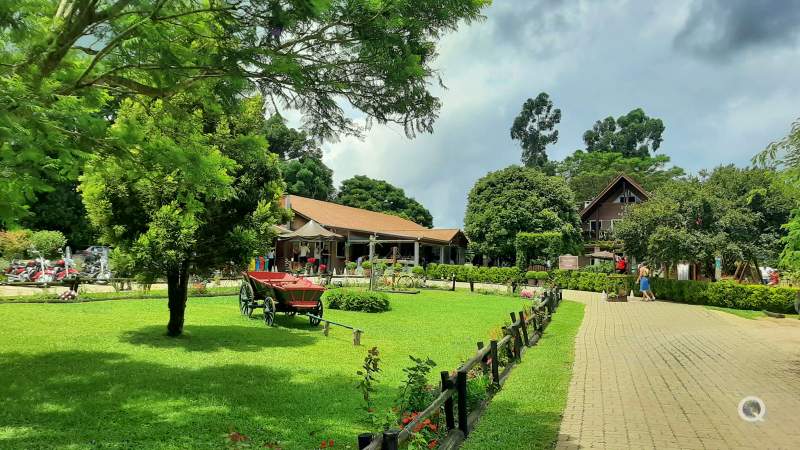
413,241,420,266
439,246,445,264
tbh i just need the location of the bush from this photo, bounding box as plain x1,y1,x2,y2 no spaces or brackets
324,289,390,313
580,262,614,274
0,229,32,258
346,261,357,271
412,266,425,277
361,261,372,270
28,230,67,258
525,271,549,280
426,263,522,284
555,271,799,313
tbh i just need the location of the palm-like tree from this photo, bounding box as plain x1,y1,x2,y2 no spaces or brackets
754,118,800,175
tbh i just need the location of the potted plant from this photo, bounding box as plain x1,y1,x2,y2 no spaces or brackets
526,271,549,286
362,261,372,277
346,261,357,275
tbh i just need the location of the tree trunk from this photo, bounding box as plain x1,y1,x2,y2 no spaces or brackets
166,261,190,337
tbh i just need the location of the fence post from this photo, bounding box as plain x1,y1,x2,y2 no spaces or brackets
477,341,489,375
470,280,474,292
440,371,455,431
490,340,500,384
456,369,469,436
357,433,373,449
511,324,522,360
519,310,530,346
382,430,399,450
451,274,456,291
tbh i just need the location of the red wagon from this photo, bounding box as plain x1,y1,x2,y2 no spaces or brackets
239,272,325,326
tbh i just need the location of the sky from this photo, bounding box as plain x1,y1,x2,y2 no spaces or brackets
319,0,800,229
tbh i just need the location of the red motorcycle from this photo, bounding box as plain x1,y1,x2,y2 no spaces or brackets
53,259,79,281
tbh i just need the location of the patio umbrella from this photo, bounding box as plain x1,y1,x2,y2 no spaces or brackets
278,220,341,241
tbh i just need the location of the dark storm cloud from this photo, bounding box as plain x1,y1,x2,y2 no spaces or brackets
675,0,800,59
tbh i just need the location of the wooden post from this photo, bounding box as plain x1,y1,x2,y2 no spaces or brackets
470,280,474,292
509,311,517,324
477,341,489,375
382,430,399,450
323,322,330,337
440,371,455,431
519,310,530,346
357,433,373,449
451,274,456,291
456,369,469,436
353,329,362,346
490,340,499,384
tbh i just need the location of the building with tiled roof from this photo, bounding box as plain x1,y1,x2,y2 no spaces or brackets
275,195,468,272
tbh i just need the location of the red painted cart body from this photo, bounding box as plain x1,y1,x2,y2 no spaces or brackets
239,272,325,326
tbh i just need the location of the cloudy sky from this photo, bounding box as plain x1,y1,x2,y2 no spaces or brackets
321,0,800,228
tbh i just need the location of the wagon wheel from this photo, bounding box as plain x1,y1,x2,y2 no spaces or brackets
309,300,323,327
263,297,276,327
395,275,414,289
239,282,254,316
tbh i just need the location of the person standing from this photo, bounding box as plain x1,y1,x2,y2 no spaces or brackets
637,262,655,301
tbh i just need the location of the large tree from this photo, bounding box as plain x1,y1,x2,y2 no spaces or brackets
264,114,323,160
510,92,561,170
81,90,288,336
464,166,581,260
1,0,489,226
282,156,335,200
583,108,665,157
556,150,685,203
336,175,433,227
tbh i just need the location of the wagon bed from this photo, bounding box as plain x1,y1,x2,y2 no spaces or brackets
239,272,325,326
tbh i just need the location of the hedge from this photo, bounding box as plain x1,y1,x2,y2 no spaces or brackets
425,263,521,284
553,270,799,314
323,289,391,313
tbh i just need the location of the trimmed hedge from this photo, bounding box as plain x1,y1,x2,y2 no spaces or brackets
553,270,799,314
525,271,549,280
425,263,521,284
323,289,390,313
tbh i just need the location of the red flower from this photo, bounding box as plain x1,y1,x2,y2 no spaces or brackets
320,441,327,448
402,417,412,425
328,439,334,447
428,439,438,449
429,424,438,432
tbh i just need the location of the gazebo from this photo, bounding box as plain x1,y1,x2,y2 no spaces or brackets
278,220,341,273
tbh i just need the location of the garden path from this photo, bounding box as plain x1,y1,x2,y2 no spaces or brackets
557,290,800,450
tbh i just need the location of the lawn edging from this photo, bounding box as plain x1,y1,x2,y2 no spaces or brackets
358,288,565,450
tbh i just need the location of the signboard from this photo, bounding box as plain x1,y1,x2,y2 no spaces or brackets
559,255,579,270
715,255,722,281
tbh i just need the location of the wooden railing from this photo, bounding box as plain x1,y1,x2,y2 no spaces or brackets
358,288,563,450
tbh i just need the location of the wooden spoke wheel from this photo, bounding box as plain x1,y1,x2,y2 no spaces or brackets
239,282,254,317
263,298,276,327
309,300,323,327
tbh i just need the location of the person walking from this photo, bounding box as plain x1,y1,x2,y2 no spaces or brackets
637,262,655,301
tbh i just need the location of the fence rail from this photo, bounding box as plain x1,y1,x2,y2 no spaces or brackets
358,287,563,450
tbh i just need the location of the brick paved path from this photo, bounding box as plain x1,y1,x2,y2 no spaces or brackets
557,291,800,450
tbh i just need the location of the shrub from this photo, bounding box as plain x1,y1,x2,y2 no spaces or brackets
425,263,521,284
0,229,32,258
411,266,425,277
555,271,799,313
361,261,372,270
525,271,549,280
324,289,390,312
28,230,67,258
580,262,614,274
346,261,357,271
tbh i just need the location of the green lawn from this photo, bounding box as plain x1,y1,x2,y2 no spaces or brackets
462,300,585,450
705,305,799,320
0,290,529,449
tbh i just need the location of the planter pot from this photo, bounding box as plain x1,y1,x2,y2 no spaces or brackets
528,279,539,287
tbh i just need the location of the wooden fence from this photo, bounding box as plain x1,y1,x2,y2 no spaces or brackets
357,288,563,450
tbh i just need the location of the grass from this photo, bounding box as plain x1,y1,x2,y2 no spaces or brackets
0,286,239,303
705,305,799,320
0,290,530,449
461,300,585,450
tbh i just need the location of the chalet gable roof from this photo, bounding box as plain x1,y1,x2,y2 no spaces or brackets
579,174,649,220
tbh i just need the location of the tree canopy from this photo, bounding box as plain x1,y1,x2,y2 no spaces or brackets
81,89,288,336
282,156,335,201
464,166,581,260
556,150,685,203
1,0,490,226
336,175,433,227
264,114,323,161
582,108,665,157
510,92,560,170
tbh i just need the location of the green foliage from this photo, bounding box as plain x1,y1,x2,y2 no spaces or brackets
356,347,382,426
28,230,67,257
426,263,522,284
324,289,391,313
556,150,685,203
554,271,799,314
281,156,335,200
1,0,489,226
511,93,561,170
464,166,582,259
515,231,566,270
583,108,665,157
411,266,425,276
580,262,615,274
20,181,98,247
362,261,372,270
0,230,32,258
109,248,135,279
346,261,358,270
754,117,800,179
396,356,437,414
780,211,800,272
525,271,549,280
336,175,433,227
264,114,322,160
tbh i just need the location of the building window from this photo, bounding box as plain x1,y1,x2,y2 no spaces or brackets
336,241,346,258
617,195,638,204
589,220,599,231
